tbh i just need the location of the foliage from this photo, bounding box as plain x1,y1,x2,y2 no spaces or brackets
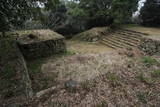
44,0,60,11
140,56,159,66
140,0,160,26
137,92,148,104
111,0,139,25
151,70,160,77
0,0,61,34
137,73,155,84
0,0,140,35
0,0,34,33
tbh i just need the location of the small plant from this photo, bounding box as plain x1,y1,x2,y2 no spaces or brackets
137,92,148,104
81,80,96,92
106,73,119,82
81,80,91,91
64,51,76,56
151,70,160,78
137,73,155,84
140,56,159,66
97,100,108,107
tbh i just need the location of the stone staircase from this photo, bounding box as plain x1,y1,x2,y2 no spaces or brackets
101,28,149,49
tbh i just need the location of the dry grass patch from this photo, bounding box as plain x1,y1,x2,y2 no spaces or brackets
66,40,112,54
27,51,160,107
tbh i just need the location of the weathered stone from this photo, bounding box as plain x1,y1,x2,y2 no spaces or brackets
16,30,66,60
139,36,160,56
65,80,79,92
0,38,33,106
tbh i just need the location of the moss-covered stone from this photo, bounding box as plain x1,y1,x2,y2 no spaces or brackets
139,36,160,56
0,38,33,106
16,30,66,60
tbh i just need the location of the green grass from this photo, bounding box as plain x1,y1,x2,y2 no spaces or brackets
64,50,76,56
151,70,160,78
27,59,58,92
106,73,119,82
140,56,159,66
122,24,139,28
137,73,155,84
137,92,148,104
97,100,108,107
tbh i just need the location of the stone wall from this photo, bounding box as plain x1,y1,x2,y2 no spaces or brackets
0,39,33,106
18,38,66,60
139,37,160,56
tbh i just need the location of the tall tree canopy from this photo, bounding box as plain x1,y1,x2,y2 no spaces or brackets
140,0,160,26
0,0,60,35
77,0,139,27
0,0,33,34
111,0,139,25
0,0,140,36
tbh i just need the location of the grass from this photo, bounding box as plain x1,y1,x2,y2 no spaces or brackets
81,80,96,92
140,56,159,66
151,70,160,78
137,92,148,104
137,73,155,84
64,50,76,56
97,100,108,107
0,65,18,99
27,59,58,92
106,73,119,82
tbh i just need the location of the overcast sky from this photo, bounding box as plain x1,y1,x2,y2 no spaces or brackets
133,0,146,16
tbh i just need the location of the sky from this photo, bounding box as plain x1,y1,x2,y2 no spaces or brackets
133,0,146,16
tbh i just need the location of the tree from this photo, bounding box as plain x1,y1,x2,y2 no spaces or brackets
77,0,139,27
111,0,139,25
79,0,113,27
140,0,160,26
0,0,34,36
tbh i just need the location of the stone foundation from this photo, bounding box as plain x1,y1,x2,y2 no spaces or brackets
17,30,66,60
139,36,160,56
0,30,67,106
18,38,66,60
0,39,33,106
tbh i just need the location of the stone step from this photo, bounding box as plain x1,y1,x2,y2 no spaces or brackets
116,32,142,39
114,32,142,41
112,33,141,43
102,37,134,49
107,33,141,42
106,35,139,47
117,30,144,37
118,28,149,36
101,41,119,49
100,28,148,49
